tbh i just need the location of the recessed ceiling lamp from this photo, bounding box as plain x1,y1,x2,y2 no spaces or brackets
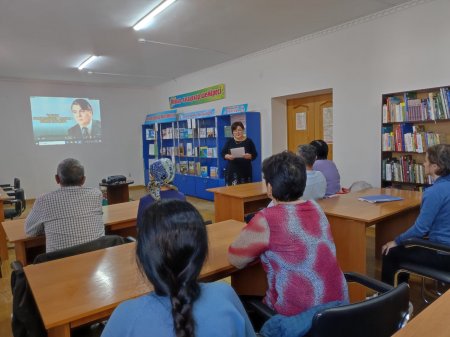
78,55,98,70
133,0,177,31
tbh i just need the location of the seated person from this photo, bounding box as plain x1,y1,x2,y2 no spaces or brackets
228,151,348,316
136,158,185,227
297,144,326,200
101,199,256,337
381,144,450,285
25,158,104,252
309,140,341,196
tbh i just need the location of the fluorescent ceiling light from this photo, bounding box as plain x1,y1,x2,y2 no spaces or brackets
78,55,98,70
133,0,177,31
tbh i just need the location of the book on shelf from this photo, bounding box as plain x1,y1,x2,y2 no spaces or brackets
148,143,155,156
207,147,214,158
358,195,403,203
179,161,188,174
199,128,207,138
146,129,155,140
199,146,208,158
188,161,195,175
224,125,232,138
186,143,193,156
207,127,215,138
210,166,218,178
178,144,184,157
200,166,208,178
195,162,201,176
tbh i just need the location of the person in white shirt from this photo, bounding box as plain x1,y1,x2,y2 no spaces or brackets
297,144,327,200
25,158,104,252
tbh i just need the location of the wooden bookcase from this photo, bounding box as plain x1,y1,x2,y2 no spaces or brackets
381,86,450,190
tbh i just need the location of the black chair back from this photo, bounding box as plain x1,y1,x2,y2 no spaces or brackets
4,188,26,219
309,283,409,337
14,177,21,189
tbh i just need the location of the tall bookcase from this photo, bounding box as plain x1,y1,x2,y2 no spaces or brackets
143,111,261,200
381,86,450,190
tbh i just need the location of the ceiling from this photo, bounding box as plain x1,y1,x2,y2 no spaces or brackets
0,0,411,87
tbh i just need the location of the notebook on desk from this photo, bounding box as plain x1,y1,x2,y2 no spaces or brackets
358,194,404,203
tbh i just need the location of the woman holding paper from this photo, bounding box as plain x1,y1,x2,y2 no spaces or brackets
221,121,257,186
381,144,450,285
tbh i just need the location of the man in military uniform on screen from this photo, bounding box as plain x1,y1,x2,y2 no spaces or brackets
68,98,101,140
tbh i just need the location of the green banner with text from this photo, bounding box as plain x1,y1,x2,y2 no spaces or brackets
169,84,225,108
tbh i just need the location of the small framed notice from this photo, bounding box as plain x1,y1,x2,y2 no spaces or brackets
230,147,245,158
296,112,306,130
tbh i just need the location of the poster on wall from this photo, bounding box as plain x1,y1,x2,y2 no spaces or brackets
295,112,306,131
323,107,333,143
169,84,225,109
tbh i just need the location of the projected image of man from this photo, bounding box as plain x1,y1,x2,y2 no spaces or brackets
68,98,101,139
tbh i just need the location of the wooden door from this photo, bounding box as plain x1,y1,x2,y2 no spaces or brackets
287,93,333,159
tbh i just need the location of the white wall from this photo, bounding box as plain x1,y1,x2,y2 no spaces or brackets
0,80,151,197
144,0,450,188
1,0,449,197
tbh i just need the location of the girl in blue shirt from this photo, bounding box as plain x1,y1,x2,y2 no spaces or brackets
102,199,256,337
381,144,450,285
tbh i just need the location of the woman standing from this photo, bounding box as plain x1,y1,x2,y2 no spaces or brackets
221,121,258,186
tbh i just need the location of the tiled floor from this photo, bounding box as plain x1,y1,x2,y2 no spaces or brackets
0,187,436,336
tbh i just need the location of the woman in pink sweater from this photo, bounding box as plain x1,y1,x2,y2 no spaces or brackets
228,151,348,316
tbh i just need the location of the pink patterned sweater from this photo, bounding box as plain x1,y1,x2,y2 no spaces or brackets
228,200,348,316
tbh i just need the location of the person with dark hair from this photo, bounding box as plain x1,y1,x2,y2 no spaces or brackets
381,144,450,285
221,121,258,185
25,158,104,252
309,140,341,196
228,151,348,316
68,98,101,139
297,144,326,200
136,158,185,227
101,200,256,337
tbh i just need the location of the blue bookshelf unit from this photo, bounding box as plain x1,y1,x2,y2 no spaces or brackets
143,110,261,200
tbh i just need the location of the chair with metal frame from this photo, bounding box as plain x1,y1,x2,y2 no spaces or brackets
394,237,450,303
4,188,26,220
247,272,410,337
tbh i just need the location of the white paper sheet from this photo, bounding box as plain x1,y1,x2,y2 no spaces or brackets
230,147,245,158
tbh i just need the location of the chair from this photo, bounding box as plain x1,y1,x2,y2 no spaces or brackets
247,272,410,337
11,235,133,337
1,178,21,196
4,188,26,220
394,238,450,303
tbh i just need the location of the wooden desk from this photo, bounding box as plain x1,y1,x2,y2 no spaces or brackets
207,182,270,222
208,184,422,300
2,200,139,265
99,180,134,205
0,187,9,272
392,290,450,337
24,219,245,337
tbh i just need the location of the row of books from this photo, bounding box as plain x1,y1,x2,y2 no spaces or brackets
382,88,450,123
381,124,443,152
176,161,218,178
382,156,433,185
159,145,218,158
161,127,217,139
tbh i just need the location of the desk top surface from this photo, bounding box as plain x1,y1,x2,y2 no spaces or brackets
392,290,450,337
24,219,244,329
2,200,139,242
207,181,268,198
208,183,422,224
0,187,9,201
316,188,422,223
